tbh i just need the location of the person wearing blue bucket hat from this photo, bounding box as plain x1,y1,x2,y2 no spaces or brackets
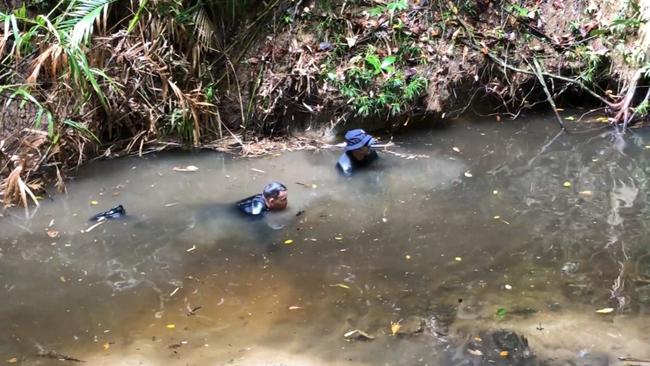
336,129,378,176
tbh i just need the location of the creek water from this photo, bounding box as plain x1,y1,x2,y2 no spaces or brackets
2,115,650,366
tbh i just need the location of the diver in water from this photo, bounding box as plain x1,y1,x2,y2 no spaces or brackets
236,181,288,217
336,129,378,177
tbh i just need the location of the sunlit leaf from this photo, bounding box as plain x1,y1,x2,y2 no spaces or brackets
390,321,401,335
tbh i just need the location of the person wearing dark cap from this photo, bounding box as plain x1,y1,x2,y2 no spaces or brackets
236,181,288,216
336,129,379,176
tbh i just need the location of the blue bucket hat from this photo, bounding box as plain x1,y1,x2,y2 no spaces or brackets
344,129,374,151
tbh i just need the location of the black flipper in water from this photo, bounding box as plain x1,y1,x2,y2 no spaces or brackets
90,205,126,221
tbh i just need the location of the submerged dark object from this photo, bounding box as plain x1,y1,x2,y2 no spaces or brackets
90,205,126,221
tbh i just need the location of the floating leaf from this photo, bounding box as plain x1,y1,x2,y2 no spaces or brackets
166,324,176,329
504,284,512,290
47,229,59,238
329,283,350,289
563,181,572,188
500,350,509,357
579,190,593,196
564,116,575,121
103,343,110,351
464,171,473,178
496,307,507,319
454,257,462,262
334,236,343,241
492,190,499,195
284,239,294,245
288,306,303,310
468,349,483,356
59,276,66,283
452,147,461,153
596,307,614,314
7,357,18,363
390,322,401,335
90,200,99,206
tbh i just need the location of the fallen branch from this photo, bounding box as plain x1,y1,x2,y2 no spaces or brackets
37,350,84,363
618,356,650,363
530,57,566,130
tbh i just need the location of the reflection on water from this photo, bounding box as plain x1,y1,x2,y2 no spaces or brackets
2,116,650,365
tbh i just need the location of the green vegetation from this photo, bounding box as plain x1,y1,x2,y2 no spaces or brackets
330,46,427,117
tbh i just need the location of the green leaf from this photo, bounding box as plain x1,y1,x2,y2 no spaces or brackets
127,0,148,34
365,54,382,74
381,56,396,70
509,4,529,17
387,0,408,12
368,6,384,17
496,307,507,319
63,119,100,143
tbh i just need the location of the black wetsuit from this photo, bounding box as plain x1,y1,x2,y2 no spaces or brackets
336,150,379,176
236,194,268,217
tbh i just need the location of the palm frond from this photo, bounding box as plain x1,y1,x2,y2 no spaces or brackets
58,0,116,47
193,6,216,53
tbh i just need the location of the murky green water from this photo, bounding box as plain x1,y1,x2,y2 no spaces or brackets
2,116,650,365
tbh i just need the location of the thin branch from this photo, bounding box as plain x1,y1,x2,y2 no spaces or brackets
531,57,566,130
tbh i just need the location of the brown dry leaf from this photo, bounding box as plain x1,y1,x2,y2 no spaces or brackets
102,343,110,351
7,357,18,363
500,351,509,357
47,229,59,238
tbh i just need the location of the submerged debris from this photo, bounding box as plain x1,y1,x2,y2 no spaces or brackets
36,350,84,363
343,329,375,341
